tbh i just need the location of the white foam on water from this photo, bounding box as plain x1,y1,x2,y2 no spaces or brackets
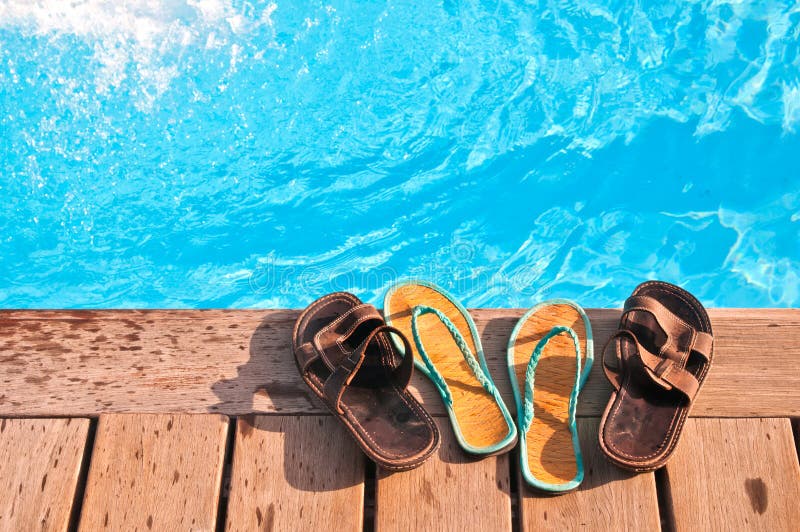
0,0,251,45
0,0,276,107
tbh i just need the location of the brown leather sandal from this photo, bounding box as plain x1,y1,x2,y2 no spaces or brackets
293,292,440,471
598,281,713,472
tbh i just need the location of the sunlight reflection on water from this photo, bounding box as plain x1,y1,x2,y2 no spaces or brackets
1,1,799,308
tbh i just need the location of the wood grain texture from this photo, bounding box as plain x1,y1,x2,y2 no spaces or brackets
0,418,89,532
664,418,800,531
78,414,228,531
0,308,798,417
375,417,511,531
519,418,661,531
225,415,364,532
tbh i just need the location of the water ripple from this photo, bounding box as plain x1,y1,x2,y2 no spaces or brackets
1,1,799,308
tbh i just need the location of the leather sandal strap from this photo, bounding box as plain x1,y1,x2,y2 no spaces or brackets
600,333,624,392
323,325,414,414
295,342,319,372
692,330,714,359
387,326,415,392
623,295,713,361
313,304,384,370
608,330,701,401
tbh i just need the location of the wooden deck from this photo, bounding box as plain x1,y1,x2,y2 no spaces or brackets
0,308,798,531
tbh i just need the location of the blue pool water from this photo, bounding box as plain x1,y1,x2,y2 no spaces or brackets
1,1,799,309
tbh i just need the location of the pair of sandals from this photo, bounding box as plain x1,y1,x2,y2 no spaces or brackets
292,280,713,487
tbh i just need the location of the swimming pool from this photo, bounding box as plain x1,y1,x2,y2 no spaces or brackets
1,1,799,309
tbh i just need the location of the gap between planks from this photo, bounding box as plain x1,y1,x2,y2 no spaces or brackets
659,418,800,531
77,414,229,531
214,419,237,532
66,418,96,532
5,414,796,531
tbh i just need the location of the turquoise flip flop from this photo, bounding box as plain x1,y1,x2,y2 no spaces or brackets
507,299,593,492
383,280,517,455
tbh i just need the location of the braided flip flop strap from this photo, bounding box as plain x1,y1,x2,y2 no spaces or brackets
410,304,498,407
521,325,582,435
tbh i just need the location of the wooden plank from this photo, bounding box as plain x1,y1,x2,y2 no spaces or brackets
225,415,364,531
78,414,228,531
664,418,800,531
375,417,511,531
0,418,90,532
0,310,311,417
0,308,798,417
518,418,660,531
